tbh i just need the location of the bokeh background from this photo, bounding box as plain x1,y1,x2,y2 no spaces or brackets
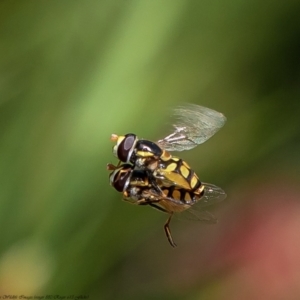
1,1,300,299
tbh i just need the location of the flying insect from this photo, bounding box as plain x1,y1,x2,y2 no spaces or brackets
107,163,226,247
111,104,226,192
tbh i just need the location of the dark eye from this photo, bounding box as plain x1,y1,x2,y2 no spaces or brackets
118,134,136,162
112,168,131,192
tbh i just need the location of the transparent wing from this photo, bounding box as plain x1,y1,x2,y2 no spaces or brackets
146,182,226,223
175,208,218,224
157,104,226,152
152,182,226,209
197,182,227,208
174,182,226,223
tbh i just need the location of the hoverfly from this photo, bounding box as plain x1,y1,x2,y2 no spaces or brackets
107,163,226,247
109,104,226,246
111,104,226,193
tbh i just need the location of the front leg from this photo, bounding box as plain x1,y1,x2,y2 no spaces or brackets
145,170,165,195
135,197,163,205
122,189,161,206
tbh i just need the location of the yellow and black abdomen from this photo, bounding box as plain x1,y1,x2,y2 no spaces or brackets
156,154,202,192
157,185,205,213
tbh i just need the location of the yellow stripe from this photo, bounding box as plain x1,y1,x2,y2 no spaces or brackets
184,192,192,203
190,176,199,189
180,165,190,179
136,150,154,157
172,189,181,200
165,162,177,172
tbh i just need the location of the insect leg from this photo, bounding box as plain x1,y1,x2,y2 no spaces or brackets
135,199,152,205
164,213,177,248
135,198,164,205
145,170,165,195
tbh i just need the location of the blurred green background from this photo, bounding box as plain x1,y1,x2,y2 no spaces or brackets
1,0,300,299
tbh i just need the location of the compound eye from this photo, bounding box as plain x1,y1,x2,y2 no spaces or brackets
110,164,132,192
117,134,136,162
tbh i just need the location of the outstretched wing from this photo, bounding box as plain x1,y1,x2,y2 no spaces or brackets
197,183,227,208
157,104,226,152
140,182,226,223
174,182,226,222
